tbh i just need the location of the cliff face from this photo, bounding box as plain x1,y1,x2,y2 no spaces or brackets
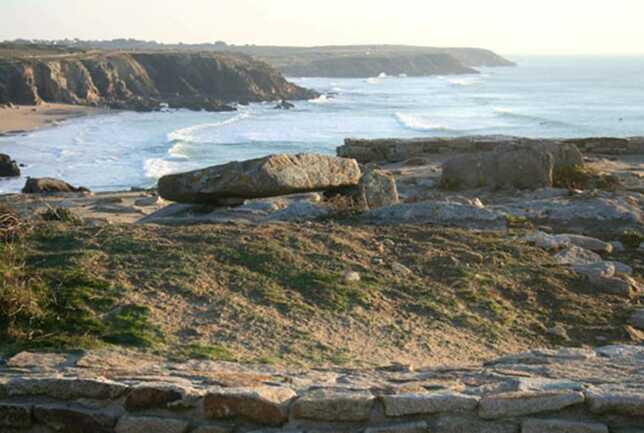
0,52,316,109
280,53,478,78
438,47,515,67
238,45,515,78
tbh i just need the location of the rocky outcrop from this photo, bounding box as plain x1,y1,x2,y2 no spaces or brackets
495,194,642,235
1,345,643,433
0,153,20,177
362,201,507,230
440,141,584,191
158,154,362,204
0,51,316,109
337,136,644,164
441,147,555,191
22,177,89,194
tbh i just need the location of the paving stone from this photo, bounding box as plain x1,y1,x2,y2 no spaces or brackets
115,415,190,433
364,421,429,433
382,391,479,417
204,386,295,426
8,377,128,400
631,310,644,330
435,416,519,433
586,388,644,416
6,352,68,370
522,419,608,433
33,404,117,433
0,403,32,428
291,389,375,422
125,384,184,410
190,424,233,433
478,391,585,419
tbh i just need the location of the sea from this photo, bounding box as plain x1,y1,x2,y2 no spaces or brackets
1,55,643,193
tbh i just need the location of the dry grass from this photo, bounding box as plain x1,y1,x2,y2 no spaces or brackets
0,218,638,367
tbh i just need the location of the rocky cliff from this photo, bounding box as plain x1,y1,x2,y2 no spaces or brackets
235,45,515,77
279,53,478,78
3,42,516,79
0,51,316,110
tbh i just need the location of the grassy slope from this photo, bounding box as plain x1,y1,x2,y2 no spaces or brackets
1,219,640,367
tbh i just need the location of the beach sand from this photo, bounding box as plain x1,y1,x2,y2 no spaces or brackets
0,103,108,134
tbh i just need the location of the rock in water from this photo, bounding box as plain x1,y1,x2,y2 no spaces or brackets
359,168,400,210
441,147,554,191
22,177,90,194
158,154,361,204
0,154,20,177
273,100,295,110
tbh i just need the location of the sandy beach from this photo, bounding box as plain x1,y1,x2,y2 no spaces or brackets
0,103,108,134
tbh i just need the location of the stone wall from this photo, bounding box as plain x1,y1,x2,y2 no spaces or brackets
337,136,644,163
1,346,643,432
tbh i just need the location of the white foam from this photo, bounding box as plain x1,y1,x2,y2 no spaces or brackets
166,111,251,144
395,113,448,131
447,77,480,87
143,158,181,180
167,142,191,160
309,94,331,104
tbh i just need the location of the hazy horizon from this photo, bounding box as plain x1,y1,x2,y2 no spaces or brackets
2,0,644,56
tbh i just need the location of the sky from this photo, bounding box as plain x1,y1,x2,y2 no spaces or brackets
1,0,643,55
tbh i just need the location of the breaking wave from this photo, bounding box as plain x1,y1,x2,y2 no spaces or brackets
395,113,453,132
493,107,573,127
166,111,251,144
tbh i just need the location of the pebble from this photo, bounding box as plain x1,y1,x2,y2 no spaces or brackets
343,271,361,283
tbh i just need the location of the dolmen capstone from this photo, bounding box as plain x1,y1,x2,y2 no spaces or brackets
158,154,362,204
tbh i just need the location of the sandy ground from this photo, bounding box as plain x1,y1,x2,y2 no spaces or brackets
0,103,108,134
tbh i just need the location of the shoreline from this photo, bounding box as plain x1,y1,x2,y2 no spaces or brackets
0,103,110,135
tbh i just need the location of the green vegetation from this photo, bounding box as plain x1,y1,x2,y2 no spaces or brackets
554,165,623,191
0,208,637,366
620,229,644,250
40,207,83,224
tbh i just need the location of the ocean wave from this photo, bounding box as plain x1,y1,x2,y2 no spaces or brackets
143,158,182,180
493,107,572,127
166,111,251,144
446,77,481,87
167,142,191,160
395,113,452,132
